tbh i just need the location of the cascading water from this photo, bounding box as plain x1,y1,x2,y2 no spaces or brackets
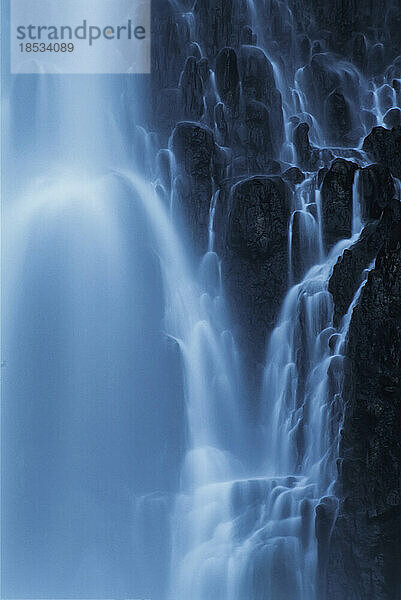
3,0,401,598
3,62,185,600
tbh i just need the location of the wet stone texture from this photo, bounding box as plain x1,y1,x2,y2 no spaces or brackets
327,227,401,600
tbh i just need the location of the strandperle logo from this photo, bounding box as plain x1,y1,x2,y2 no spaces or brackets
11,0,151,74
16,20,147,46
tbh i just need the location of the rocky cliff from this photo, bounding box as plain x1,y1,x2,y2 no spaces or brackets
149,0,401,596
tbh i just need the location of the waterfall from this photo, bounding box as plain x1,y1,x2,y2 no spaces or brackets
3,0,400,597
2,69,185,598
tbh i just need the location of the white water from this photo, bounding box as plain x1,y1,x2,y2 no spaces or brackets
352,170,363,235
164,174,368,599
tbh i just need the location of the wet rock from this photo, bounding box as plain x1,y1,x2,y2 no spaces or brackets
153,88,181,144
311,53,354,105
299,35,311,64
383,107,401,130
321,159,357,251
171,122,216,252
361,109,377,132
193,0,249,57
226,176,290,259
316,496,339,599
359,164,395,220
368,43,385,78
152,9,189,92
214,102,229,146
386,8,401,59
267,160,283,174
352,33,368,73
318,167,328,188
325,91,352,146
215,47,240,108
283,167,306,186
240,25,255,46
328,224,401,600
238,100,275,171
179,56,205,121
187,42,202,60
312,40,323,55
378,84,395,114
386,55,401,83
293,122,319,171
197,57,210,84
223,176,291,363
239,45,284,152
363,126,401,179
328,200,401,326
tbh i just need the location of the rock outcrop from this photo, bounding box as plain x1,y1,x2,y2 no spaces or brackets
171,122,216,252
321,159,358,252
327,224,401,600
363,126,401,179
328,199,401,326
223,176,291,363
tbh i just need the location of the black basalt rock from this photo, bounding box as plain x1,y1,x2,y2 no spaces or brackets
226,176,290,259
223,176,291,364
193,0,249,57
293,122,319,171
352,33,368,73
283,167,306,186
328,199,401,327
325,91,353,146
215,47,240,108
383,107,401,130
321,159,358,251
241,100,275,171
171,122,216,252
328,224,401,600
359,164,395,220
316,497,339,599
179,57,205,122
363,126,401,179
239,45,284,153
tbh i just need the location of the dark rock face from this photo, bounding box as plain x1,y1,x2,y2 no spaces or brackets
363,126,401,179
171,122,216,252
215,47,240,108
193,0,249,57
316,497,339,599
325,91,352,146
239,45,284,155
360,164,395,220
179,57,205,121
321,159,358,251
383,107,401,129
328,226,401,600
283,166,306,186
352,33,368,73
294,122,319,171
328,200,401,326
223,176,291,363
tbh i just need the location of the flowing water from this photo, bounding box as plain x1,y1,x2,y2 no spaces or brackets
2,1,399,599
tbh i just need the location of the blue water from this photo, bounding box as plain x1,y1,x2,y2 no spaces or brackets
1,32,185,596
